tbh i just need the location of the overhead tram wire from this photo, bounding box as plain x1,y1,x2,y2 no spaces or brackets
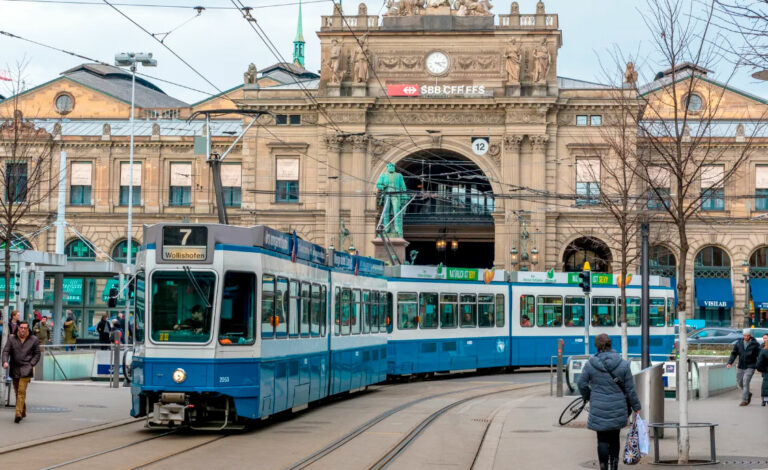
2,0,329,9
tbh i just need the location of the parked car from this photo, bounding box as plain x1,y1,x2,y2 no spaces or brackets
748,327,767,345
687,327,744,345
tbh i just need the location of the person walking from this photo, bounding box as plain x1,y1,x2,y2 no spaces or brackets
2,321,41,423
756,333,768,407
726,328,761,406
33,316,51,345
578,334,642,470
96,315,111,345
62,314,78,351
8,310,20,337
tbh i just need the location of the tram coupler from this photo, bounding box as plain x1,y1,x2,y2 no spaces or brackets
147,393,187,428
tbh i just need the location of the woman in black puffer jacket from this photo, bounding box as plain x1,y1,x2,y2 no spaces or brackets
578,334,642,470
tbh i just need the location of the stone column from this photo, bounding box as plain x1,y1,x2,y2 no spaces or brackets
503,134,524,213
349,134,369,255
324,134,344,249
502,134,524,270
531,134,550,269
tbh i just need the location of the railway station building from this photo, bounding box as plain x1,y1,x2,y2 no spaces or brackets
2,1,768,330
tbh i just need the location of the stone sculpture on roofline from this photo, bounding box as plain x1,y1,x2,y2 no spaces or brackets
384,0,493,16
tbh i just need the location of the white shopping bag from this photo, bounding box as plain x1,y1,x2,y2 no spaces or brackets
636,415,650,456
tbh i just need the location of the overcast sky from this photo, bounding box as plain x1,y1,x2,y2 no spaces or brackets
1,0,765,103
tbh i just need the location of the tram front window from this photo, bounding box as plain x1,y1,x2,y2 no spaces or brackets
151,271,216,343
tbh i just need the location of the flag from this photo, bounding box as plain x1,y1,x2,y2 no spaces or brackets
354,250,359,276
291,230,297,263
0,71,11,82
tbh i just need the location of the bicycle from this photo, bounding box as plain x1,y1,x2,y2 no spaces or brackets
558,396,588,426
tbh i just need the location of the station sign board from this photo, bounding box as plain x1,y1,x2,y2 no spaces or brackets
386,84,489,97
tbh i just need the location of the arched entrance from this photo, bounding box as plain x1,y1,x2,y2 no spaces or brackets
649,245,677,278
562,237,613,273
748,246,768,327
397,150,495,267
693,246,732,327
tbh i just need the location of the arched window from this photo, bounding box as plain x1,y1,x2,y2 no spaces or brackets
749,246,768,279
65,239,95,261
562,237,613,273
112,239,139,263
0,236,32,251
694,246,731,278
649,245,676,278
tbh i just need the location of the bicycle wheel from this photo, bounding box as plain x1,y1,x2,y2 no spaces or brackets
558,396,586,426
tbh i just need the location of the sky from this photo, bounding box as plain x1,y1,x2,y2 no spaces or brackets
1,0,766,103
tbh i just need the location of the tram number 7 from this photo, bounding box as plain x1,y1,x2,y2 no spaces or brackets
180,228,192,245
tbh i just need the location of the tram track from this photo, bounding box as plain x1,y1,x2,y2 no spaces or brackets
286,382,543,470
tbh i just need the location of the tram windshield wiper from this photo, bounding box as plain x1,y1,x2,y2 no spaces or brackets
183,266,211,308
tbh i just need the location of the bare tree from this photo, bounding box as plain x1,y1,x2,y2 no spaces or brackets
715,0,768,72
0,62,58,353
618,0,763,462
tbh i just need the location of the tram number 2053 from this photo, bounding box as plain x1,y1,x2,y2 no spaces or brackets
219,376,230,383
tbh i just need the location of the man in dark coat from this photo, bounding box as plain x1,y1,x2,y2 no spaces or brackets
727,328,761,406
2,321,41,423
756,333,768,407
578,334,642,470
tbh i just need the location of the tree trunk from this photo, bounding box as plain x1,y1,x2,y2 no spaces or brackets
677,230,690,463
620,271,628,361
1,239,11,356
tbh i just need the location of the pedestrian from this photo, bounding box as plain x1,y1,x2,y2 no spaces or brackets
111,319,123,343
62,314,78,351
32,310,42,329
96,315,111,344
33,316,51,345
578,333,642,470
726,328,761,406
117,313,127,344
8,310,20,337
756,333,768,407
2,321,41,423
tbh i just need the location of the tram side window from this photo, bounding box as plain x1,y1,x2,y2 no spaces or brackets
520,295,534,327
371,291,380,334
261,274,275,339
591,297,616,326
460,294,477,327
135,271,145,342
276,278,288,338
565,296,585,327
352,289,362,334
219,271,256,345
420,292,438,329
478,294,494,327
666,297,676,326
537,296,563,327
320,285,327,336
362,290,371,334
334,287,341,336
650,298,666,327
495,294,505,327
398,292,418,330
289,281,300,336
300,282,311,337
385,292,393,333
310,284,321,336
621,297,641,327
440,293,458,328
341,288,352,335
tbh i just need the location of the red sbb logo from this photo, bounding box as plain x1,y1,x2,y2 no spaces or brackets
387,84,419,97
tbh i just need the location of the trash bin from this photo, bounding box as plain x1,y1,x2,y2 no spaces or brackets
634,362,664,437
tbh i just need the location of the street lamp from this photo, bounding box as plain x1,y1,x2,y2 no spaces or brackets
742,259,751,327
510,247,519,267
531,247,539,266
114,52,156,333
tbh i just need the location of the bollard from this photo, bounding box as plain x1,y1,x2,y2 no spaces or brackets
556,339,565,397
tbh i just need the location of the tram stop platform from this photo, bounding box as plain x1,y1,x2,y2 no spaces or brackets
0,381,134,452
490,378,767,470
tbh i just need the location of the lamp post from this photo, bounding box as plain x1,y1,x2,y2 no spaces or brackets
742,260,751,327
511,215,538,271
114,52,156,335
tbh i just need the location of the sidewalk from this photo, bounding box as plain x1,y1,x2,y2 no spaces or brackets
492,377,768,469
0,380,135,451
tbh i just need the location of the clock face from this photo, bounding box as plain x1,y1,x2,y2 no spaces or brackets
425,51,449,76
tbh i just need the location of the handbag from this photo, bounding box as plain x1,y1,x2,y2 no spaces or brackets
623,416,641,465
597,355,633,415
636,415,650,456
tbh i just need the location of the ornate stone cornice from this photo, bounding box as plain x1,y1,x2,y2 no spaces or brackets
348,134,369,150
503,134,524,150
530,134,550,150
323,133,346,151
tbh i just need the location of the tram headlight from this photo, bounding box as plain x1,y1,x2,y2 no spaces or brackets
172,368,186,384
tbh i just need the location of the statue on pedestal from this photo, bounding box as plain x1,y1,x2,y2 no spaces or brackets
454,0,492,16
376,163,408,237
532,38,550,83
624,62,638,87
327,39,344,85
353,34,370,83
505,38,521,84
244,63,258,84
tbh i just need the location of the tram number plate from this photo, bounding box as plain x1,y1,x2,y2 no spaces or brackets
162,226,208,261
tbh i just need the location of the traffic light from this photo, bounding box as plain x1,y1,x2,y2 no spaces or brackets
108,287,119,308
578,261,591,293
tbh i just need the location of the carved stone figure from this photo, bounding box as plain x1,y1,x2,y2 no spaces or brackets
358,2,367,15
353,34,369,83
454,0,492,16
509,1,519,14
376,163,408,237
532,38,550,83
243,63,258,84
426,0,450,7
536,0,545,14
384,0,423,16
327,39,343,85
624,62,638,87
505,39,521,84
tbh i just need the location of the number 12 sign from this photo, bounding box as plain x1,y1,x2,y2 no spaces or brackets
471,137,489,156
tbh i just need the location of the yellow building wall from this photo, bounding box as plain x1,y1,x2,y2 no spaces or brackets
644,78,768,120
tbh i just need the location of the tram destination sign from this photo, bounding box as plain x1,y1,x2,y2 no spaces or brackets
162,226,208,261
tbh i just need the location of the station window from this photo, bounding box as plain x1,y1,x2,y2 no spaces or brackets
440,293,458,328
219,271,256,345
70,162,92,206
621,297,641,327
495,294,505,327
576,115,588,126
419,292,439,329
397,292,418,330
5,163,27,203
520,295,534,327
276,158,299,203
311,284,322,337
536,296,563,327
576,158,601,206
289,280,300,336
119,162,142,206
591,297,616,326
169,162,192,206
756,166,768,211
478,294,494,327
701,165,725,211
261,274,275,339
221,164,242,208
362,290,371,334
460,294,477,327
590,115,602,126
650,298,666,327
565,296,585,327
275,114,288,125
300,282,311,337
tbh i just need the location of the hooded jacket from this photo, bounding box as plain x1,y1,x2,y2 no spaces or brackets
577,350,642,431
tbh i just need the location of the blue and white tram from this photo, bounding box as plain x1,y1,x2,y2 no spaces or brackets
129,223,387,428
386,266,509,376
509,271,676,366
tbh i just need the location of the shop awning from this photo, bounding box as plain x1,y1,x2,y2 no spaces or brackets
695,278,733,308
750,278,768,309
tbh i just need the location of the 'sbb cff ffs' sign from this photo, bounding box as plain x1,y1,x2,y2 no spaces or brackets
387,84,488,97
